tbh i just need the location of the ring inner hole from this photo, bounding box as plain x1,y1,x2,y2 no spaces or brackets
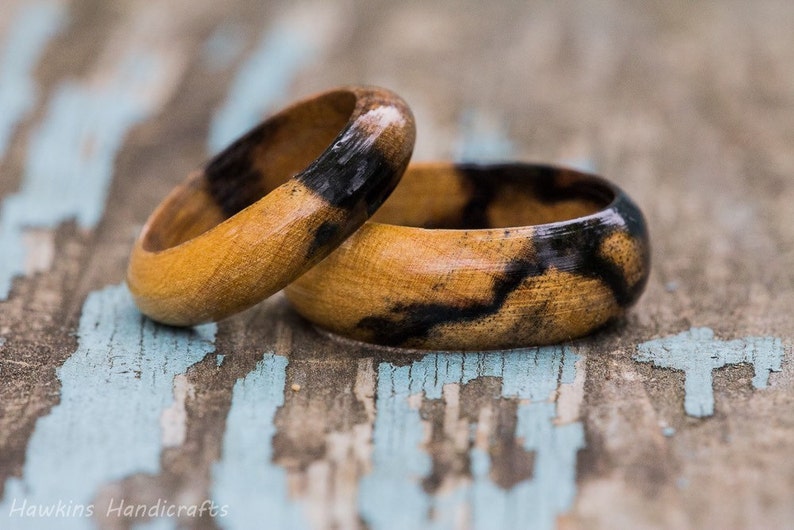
371,165,614,229
142,91,357,251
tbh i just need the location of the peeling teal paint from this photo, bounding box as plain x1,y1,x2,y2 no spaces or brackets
207,24,316,152
212,353,309,530
359,347,585,530
0,1,66,161
0,284,216,529
635,327,784,417
359,362,432,530
209,348,585,530
0,52,170,299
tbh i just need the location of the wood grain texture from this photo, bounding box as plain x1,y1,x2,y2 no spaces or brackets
0,1,792,529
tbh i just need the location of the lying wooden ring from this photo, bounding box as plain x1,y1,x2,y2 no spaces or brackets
285,162,651,350
127,86,416,326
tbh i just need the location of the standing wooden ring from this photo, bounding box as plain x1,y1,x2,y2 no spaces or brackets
127,86,416,326
285,162,651,350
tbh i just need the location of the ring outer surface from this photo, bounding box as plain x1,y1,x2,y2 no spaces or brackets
285,162,651,351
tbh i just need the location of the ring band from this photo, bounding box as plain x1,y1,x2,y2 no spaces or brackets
285,162,651,350
127,86,416,326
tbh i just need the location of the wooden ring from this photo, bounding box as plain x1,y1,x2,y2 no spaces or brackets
127,86,416,326
285,162,651,350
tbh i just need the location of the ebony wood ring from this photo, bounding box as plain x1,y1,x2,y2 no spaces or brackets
127,86,415,326
285,162,651,350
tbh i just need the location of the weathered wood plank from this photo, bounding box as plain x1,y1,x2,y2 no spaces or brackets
0,0,227,513
1,1,793,529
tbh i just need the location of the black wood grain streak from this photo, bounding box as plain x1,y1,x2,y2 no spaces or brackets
357,244,543,346
203,119,278,218
204,119,404,230
356,192,647,347
296,126,406,258
306,221,341,259
297,127,404,216
533,220,632,305
454,163,615,229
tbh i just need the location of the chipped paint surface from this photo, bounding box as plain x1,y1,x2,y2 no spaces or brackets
0,47,177,299
0,1,66,162
209,347,586,530
160,374,194,448
635,327,784,417
360,347,585,530
212,353,309,530
0,284,216,529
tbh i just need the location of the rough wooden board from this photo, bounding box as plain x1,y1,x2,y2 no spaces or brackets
0,1,792,529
